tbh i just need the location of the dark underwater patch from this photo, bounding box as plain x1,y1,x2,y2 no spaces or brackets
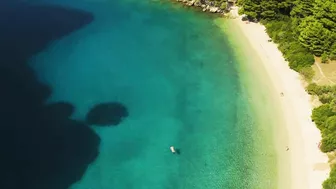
86,102,128,126
0,1,100,189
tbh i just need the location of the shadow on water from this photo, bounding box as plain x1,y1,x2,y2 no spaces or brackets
0,1,101,189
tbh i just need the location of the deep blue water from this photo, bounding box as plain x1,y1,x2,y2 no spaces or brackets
0,0,265,188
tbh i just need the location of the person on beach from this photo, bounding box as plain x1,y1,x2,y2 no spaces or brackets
280,92,284,97
286,146,289,151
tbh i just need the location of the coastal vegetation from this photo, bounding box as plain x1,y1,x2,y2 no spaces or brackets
238,0,336,71
237,0,336,188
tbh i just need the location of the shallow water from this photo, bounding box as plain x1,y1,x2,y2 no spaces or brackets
9,0,275,188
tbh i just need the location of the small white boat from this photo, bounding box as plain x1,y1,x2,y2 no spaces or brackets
170,146,176,153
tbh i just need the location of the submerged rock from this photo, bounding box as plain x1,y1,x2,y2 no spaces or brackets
86,102,128,126
186,0,195,6
194,1,202,7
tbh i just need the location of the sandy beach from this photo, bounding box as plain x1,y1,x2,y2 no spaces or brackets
226,9,330,189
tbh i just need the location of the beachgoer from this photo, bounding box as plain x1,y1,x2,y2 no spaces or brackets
280,92,284,97
286,146,289,151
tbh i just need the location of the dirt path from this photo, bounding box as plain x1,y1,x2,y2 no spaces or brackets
315,62,336,85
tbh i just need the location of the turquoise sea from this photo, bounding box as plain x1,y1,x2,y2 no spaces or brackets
0,0,276,188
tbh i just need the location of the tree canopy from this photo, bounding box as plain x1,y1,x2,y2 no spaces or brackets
239,0,336,59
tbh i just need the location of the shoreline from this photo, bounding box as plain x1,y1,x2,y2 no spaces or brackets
222,15,330,188
169,0,239,18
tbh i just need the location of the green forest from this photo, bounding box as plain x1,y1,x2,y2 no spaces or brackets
236,0,336,188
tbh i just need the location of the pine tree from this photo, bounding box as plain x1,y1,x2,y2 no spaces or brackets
313,0,336,32
330,43,336,60
278,0,294,15
299,18,331,56
260,0,278,20
291,0,315,18
239,0,262,20
239,0,293,20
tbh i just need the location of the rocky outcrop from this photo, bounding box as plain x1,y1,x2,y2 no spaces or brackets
175,0,231,14
186,0,195,6
209,6,219,13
